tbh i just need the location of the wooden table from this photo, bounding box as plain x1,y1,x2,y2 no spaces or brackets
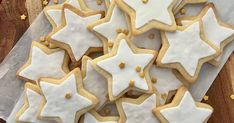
0,0,233,122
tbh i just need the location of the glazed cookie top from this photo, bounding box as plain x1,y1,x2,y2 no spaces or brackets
39,68,98,123
157,21,220,83
116,93,160,123
116,0,177,34
92,34,156,101
154,86,213,123
50,4,104,63
16,41,69,83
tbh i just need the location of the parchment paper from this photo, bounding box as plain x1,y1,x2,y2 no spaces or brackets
0,0,233,122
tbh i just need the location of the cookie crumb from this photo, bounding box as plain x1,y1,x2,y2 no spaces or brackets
151,77,157,83
96,0,102,5
180,8,186,15
119,62,125,69
104,108,111,115
135,66,141,72
148,33,155,39
129,80,135,87
108,42,113,48
203,95,209,101
65,92,72,99
20,14,27,20
42,0,49,6
116,28,122,33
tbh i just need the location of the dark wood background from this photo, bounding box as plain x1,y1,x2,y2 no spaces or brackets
0,0,233,122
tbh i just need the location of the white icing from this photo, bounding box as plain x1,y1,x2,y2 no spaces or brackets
202,8,234,49
97,39,154,97
149,65,182,95
19,45,66,82
83,113,117,123
51,8,102,61
161,22,216,76
93,5,128,45
160,91,213,123
84,0,106,11
122,94,160,123
83,60,108,109
132,29,161,50
123,0,174,28
40,73,93,123
19,89,53,123
47,10,62,27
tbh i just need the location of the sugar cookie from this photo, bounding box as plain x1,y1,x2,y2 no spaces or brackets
38,68,98,123
81,56,108,109
156,21,220,83
116,0,177,35
50,4,105,63
153,86,213,123
116,92,160,123
176,3,234,65
92,34,156,101
88,0,130,53
16,41,69,83
16,83,54,123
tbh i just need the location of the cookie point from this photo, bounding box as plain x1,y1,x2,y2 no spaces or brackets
119,62,125,69
65,92,72,99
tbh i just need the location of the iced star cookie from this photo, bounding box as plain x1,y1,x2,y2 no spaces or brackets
131,29,162,51
38,68,98,123
173,0,207,14
88,0,130,53
116,92,160,123
81,56,108,109
149,64,183,104
16,41,69,83
50,4,105,63
81,110,119,123
83,0,107,11
156,21,220,83
116,0,177,35
153,86,213,123
92,34,156,101
176,3,234,65
16,83,54,123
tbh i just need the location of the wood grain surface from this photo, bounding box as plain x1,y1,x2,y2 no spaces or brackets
0,0,233,123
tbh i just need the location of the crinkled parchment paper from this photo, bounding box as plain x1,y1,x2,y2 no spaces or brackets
0,0,233,121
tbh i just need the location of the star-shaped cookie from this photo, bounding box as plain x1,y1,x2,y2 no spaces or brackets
116,93,160,123
81,110,119,123
50,4,104,63
116,0,177,34
177,3,234,65
39,68,98,123
92,34,156,101
88,0,130,53
156,21,220,83
16,83,54,123
81,56,108,109
16,41,69,83
154,86,213,123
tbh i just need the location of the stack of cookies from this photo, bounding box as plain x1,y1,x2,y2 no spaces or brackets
15,0,234,123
